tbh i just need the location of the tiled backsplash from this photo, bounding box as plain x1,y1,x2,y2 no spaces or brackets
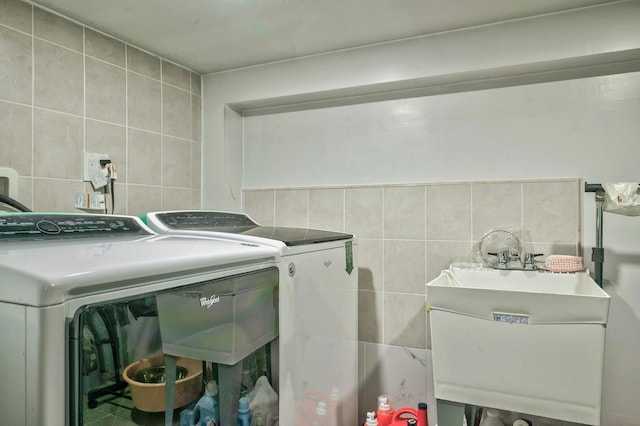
0,0,201,214
245,178,580,419
244,178,580,350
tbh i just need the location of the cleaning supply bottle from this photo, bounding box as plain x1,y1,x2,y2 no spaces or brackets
417,403,428,426
312,400,328,426
364,411,379,426
238,396,251,426
327,387,342,426
250,410,266,426
191,380,220,426
376,395,394,426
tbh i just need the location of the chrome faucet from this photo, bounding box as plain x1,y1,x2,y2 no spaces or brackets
523,252,543,270
489,251,542,270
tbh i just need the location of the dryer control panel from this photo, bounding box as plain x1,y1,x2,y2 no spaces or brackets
0,213,151,240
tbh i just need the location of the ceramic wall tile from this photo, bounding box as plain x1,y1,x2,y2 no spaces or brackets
17,177,32,209
86,57,126,124
126,46,160,80
162,84,191,139
190,142,201,189
360,342,429,418
85,29,125,67
384,240,426,294
523,180,580,243
161,187,191,210
162,61,190,91
162,136,191,188
85,120,126,182
0,26,32,104
127,72,161,132
0,101,32,175
384,186,425,239
191,94,202,142
33,109,82,179
275,189,308,227
309,188,345,232
34,39,83,115
0,0,32,33
472,182,522,240
127,129,161,185
127,184,161,217
426,241,473,281
33,7,82,52
358,239,384,292
358,290,383,343
383,293,426,348
426,184,472,241
345,187,383,239
243,190,275,225
33,178,83,212
1,2,202,217
528,242,579,260
190,189,201,209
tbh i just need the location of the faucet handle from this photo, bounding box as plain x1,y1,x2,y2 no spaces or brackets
488,251,509,269
523,252,543,270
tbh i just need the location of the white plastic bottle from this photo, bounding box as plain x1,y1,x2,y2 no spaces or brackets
364,411,378,426
480,409,504,426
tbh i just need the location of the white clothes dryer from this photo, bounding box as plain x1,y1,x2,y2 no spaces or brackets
143,210,358,426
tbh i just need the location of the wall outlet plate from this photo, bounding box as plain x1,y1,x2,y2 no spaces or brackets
84,152,110,182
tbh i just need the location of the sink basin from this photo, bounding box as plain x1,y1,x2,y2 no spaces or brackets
428,266,610,324
426,266,610,425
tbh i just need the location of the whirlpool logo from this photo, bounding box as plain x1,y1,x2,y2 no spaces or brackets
199,295,220,309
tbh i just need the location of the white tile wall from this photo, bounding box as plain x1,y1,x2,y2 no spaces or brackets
245,177,581,419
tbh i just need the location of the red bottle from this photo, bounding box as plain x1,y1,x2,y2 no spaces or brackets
376,395,394,426
418,402,428,426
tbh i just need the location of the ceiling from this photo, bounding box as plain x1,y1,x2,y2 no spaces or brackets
30,0,620,74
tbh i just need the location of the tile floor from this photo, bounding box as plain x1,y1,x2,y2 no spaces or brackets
83,391,187,426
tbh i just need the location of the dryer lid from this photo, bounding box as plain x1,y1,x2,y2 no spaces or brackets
148,211,353,246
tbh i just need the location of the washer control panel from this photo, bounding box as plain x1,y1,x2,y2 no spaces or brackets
0,214,151,240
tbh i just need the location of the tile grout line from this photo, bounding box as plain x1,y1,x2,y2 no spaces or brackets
124,44,129,215
30,3,34,208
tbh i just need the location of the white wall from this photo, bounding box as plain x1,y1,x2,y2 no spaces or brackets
243,74,640,188
203,2,640,424
241,76,640,424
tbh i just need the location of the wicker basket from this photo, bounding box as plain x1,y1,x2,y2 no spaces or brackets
122,354,202,412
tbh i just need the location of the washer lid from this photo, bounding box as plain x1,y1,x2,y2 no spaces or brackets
147,211,353,246
0,233,278,307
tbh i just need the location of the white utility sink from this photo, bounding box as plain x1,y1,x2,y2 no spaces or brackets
426,266,610,425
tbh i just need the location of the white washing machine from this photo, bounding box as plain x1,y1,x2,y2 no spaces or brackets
143,210,358,426
0,212,279,426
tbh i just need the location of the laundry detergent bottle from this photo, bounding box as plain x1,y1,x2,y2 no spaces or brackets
376,395,394,426
191,380,220,426
238,396,251,426
364,411,379,426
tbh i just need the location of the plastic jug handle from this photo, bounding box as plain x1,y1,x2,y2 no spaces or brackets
392,408,418,422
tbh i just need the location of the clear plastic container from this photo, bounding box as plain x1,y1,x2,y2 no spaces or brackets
480,409,504,426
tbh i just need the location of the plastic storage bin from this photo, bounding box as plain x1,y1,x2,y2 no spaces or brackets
426,267,610,425
156,267,278,364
